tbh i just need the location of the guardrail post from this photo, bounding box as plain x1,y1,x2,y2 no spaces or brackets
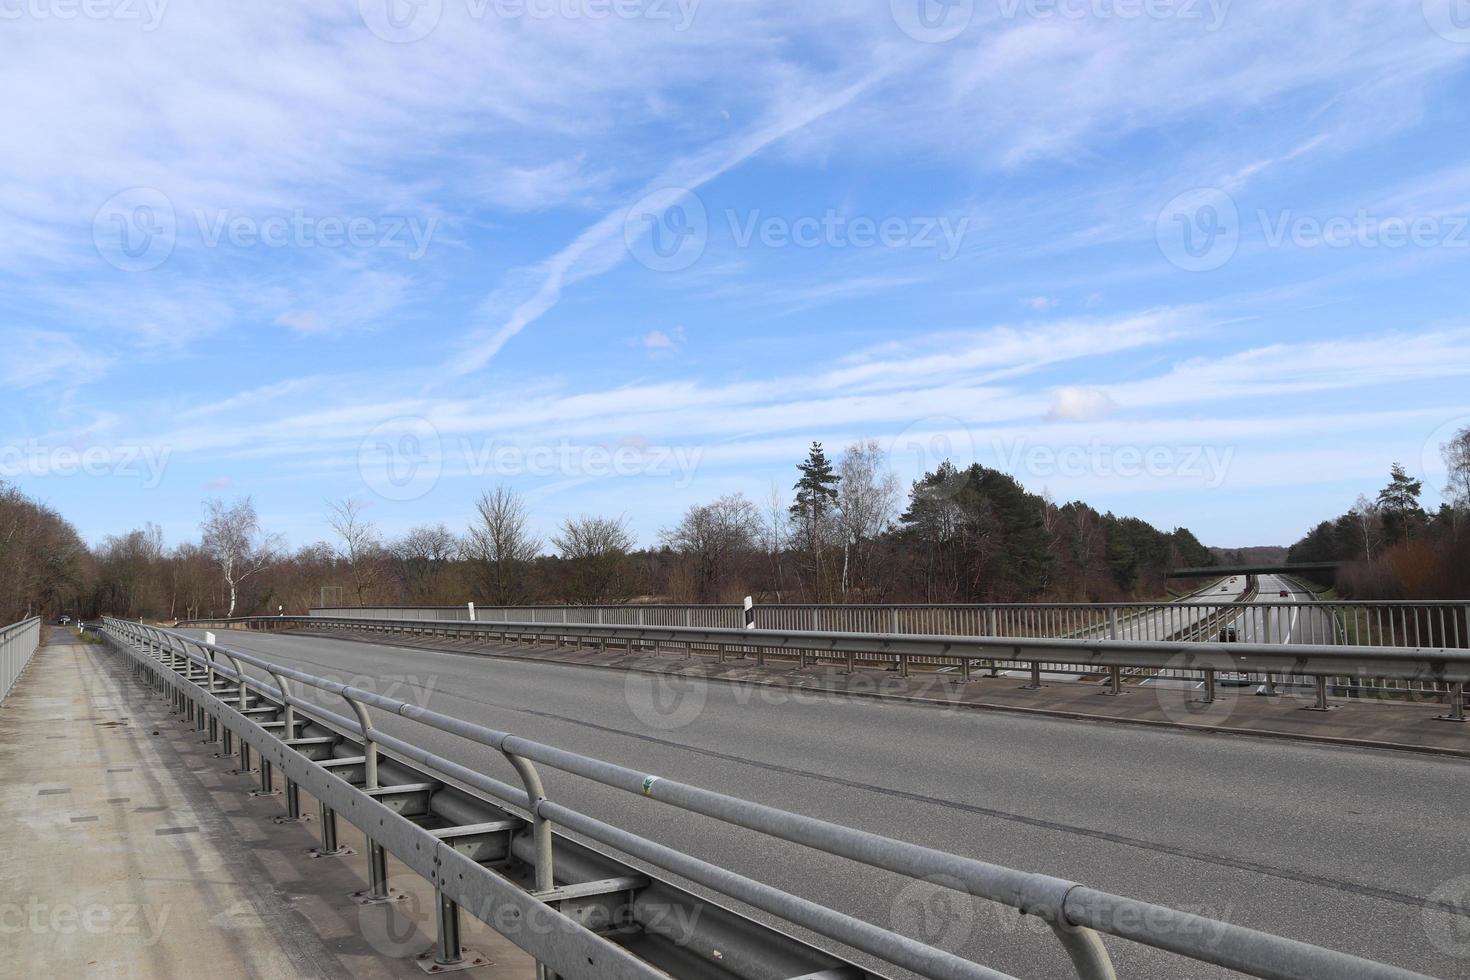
269,670,296,739
1024,660,1042,690
1101,665,1123,696
1305,675,1334,712
1050,922,1118,980
311,802,352,857
1198,669,1216,704
502,748,554,894
1439,682,1467,723
419,889,488,973
345,696,378,790
224,654,255,775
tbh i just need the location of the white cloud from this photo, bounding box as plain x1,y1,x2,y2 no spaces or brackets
1046,387,1114,422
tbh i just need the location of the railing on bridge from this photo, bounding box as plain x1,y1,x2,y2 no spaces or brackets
104,617,1437,980
310,595,1470,648
199,613,1470,720
1,617,41,705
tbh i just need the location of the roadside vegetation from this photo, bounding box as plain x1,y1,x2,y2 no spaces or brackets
4,441,1218,621
1287,425,1470,602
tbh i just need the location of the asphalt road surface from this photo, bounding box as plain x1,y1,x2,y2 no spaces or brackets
180,627,1469,980
1233,574,1339,646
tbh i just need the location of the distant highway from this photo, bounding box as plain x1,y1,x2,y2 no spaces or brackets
181,627,1466,980
1234,573,1340,646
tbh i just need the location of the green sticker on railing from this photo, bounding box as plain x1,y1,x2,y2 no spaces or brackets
641,776,658,796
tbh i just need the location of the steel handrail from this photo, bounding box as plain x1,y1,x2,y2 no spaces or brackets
107,618,1016,980
194,614,1470,685
135,617,1433,980
1,616,42,704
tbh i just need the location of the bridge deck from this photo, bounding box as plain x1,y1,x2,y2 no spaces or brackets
295,626,1470,757
0,628,531,979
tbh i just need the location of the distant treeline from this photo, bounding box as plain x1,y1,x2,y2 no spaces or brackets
3,440,1219,621
1286,429,1470,600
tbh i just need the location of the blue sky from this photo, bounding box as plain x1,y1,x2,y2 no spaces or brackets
3,0,1470,551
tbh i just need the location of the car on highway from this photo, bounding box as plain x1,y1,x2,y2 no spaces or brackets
1219,625,1238,642
1279,589,1289,597
58,615,71,625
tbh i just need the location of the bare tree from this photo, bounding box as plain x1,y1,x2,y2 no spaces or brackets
464,487,542,606
1443,426,1470,527
1350,495,1384,561
327,498,382,606
200,497,280,617
661,494,760,602
393,523,459,603
835,440,900,599
553,514,635,604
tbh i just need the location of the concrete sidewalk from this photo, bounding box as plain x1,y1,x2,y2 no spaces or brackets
296,627,1470,757
0,629,534,979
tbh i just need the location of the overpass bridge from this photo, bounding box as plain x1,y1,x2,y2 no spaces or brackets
1168,562,1340,579
3,606,1467,980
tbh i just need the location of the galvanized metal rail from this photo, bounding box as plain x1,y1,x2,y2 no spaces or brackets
1,616,41,705
107,617,1436,980
311,597,1470,649
209,613,1470,721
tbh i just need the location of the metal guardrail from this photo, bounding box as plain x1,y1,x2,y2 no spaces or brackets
208,614,1470,719
107,617,1434,980
310,596,1470,649
1,617,41,705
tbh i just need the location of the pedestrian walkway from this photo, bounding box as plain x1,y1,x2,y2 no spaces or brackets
299,627,1470,757
0,628,533,979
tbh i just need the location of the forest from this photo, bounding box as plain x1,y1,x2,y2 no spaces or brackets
1,439,1223,622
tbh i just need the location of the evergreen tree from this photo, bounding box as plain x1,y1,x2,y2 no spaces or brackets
1376,463,1425,545
789,442,841,600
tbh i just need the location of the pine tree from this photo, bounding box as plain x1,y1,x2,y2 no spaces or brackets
790,442,840,600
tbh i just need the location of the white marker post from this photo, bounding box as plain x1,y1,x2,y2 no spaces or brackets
205,631,216,646
743,596,755,630
467,602,476,622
